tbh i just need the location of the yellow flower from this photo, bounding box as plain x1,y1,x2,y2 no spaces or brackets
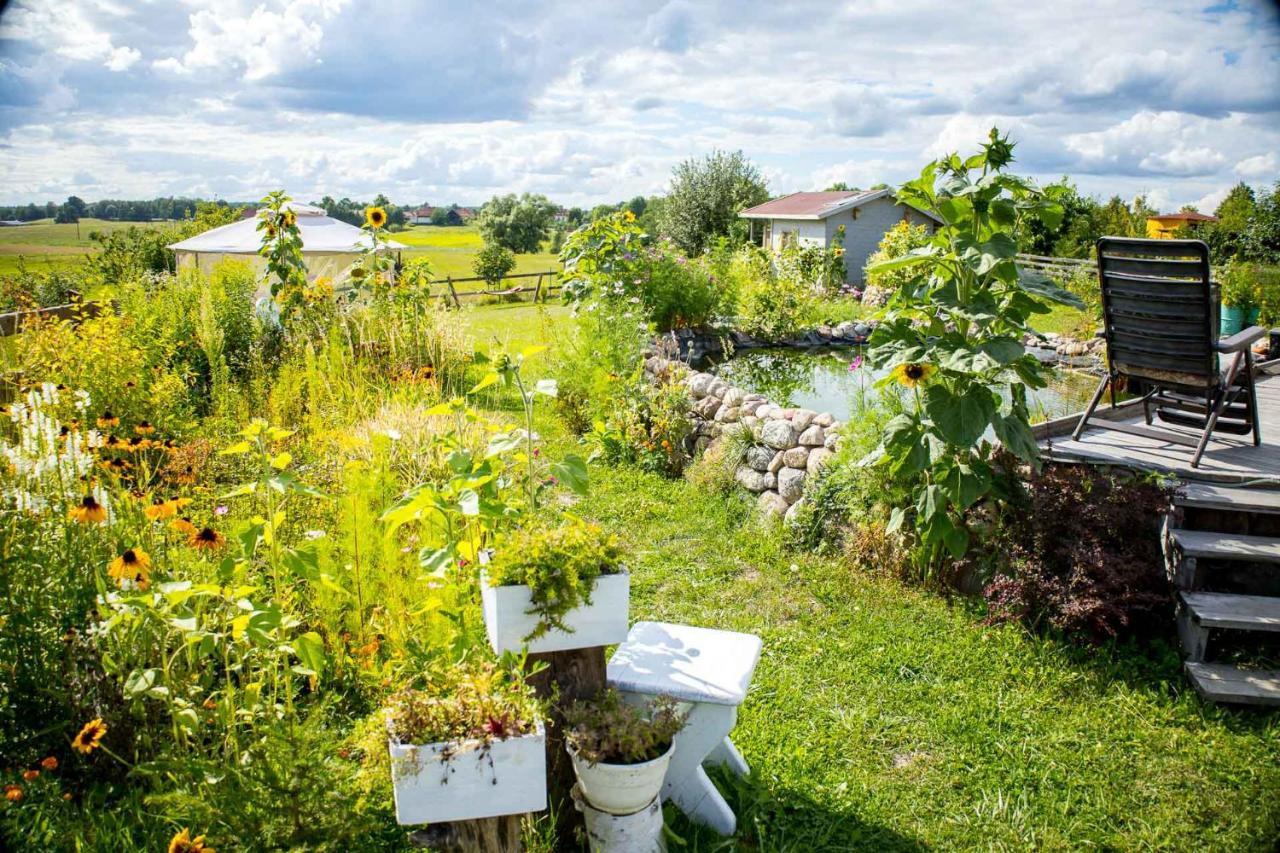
134,420,154,435
189,526,226,551
72,719,107,754
889,362,935,388
97,411,119,429
169,828,215,853
623,210,636,223
282,209,297,228
145,497,176,521
364,206,387,229
69,495,107,524
170,517,198,537
108,548,152,590
4,784,20,803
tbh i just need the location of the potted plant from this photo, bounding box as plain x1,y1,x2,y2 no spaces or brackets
564,689,687,815
385,660,547,825
481,519,629,655
1219,259,1261,336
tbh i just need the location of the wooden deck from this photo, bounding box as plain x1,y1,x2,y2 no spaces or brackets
1037,367,1280,484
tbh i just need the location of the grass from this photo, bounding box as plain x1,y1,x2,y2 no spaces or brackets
394,224,560,282
1034,302,1100,339
452,302,1280,850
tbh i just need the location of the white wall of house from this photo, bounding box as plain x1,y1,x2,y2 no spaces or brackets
765,218,827,252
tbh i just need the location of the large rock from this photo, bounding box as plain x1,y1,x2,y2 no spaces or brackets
824,431,840,450
777,466,807,503
740,414,759,433
723,387,745,408
813,412,835,428
735,466,770,493
757,490,789,518
783,446,810,468
806,447,834,473
760,419,797,450
756,403,780,420
687,373,714,399
741,401,763,417
784,498,805,525
798,424,826,446
693,396,722,419
791,409,817,432
834,321,856,339
707,378,730,398
767,450,786,474
762,472,776,490
745,445,774,471
714,405,741,423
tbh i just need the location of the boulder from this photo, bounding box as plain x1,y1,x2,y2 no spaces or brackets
791,409,817,432
707,378,730,398
784,498,805,524
777,466,807,503
813,412,835,428
824,431,840,450
853,322,872,338
694,436,711,454
834,321,856,339
735,466,770,493
740,414,759,433
783,446,810,468
767,450,787,474
806,447,834,473
714,405,741,423
741,400,762,417
693,396,722,419
757,490,789,518
798,424,826,446
687,373,714,399
723,387,746,408
762,472,776,490
745,445,774,471
756,404,780,420
760,419,797,450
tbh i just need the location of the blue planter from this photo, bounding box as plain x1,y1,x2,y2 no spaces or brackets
1220,305,1260,337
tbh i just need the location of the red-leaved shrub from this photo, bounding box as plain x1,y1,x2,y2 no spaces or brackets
983,464,1175,643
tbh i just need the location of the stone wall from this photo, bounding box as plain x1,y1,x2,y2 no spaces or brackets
643,355,842,520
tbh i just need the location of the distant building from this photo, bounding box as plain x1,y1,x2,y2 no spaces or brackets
739,189,941,284
411,206,435,225
455,207,476,222
1146,211,1219,239
553,207,569,224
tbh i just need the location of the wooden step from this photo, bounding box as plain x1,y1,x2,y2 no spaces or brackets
1180,591,1280,631
1185,662,1280,706
1169,529,1280,563
1176,483,1280,515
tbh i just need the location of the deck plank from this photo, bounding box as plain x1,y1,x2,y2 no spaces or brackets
1180,591,1280,631
1170,529,1280,562
1185,662,1280,706
1176,483,1280,514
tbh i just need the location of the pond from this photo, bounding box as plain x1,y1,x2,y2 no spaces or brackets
705,348,1101,425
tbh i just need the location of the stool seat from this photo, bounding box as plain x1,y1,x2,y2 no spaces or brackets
607,621,762,706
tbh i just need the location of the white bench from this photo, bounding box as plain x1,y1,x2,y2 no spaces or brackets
606,621,762,835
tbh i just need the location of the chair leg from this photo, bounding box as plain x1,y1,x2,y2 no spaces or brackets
1071,375,1110,441
1244,350,1262,446
1192,352,1244,468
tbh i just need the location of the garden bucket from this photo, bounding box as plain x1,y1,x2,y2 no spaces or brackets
569,741,674,816
1220,305,1260,337
573,785,667,853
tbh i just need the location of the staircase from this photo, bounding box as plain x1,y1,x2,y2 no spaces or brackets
1167,483,1280,706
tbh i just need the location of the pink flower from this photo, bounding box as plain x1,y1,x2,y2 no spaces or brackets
214,505,229,516
848,355,864,372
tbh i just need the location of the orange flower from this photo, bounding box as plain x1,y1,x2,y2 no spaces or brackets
168,828,215,853
97,411,119,429
21,770,37,782
4,784,20,803
40,757,57,771
134,420,155,436
72,718,107,754
189,526,226,551
107,548,152,590
170,517,197,537
68,495,107,524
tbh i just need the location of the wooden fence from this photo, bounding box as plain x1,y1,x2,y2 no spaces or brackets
430,270,561,307
0,294,106,337
1016,253,1096,280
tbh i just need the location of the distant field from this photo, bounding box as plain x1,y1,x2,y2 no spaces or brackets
0,219,561,286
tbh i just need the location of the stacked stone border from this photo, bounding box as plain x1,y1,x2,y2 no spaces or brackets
643,354,842,521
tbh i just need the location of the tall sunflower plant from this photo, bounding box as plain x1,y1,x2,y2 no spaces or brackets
257,190,308,323
861,129,1082,576
350,205,397,301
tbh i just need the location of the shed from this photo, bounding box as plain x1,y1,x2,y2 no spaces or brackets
1146,211,1219,239
167,201,406,287
739,189,940,284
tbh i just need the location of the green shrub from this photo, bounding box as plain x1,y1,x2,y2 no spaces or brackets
864,220,932,292
564,689,686,765
486,520,624,640
587,374,694,477
1220,257,1262,311
473,241,517,286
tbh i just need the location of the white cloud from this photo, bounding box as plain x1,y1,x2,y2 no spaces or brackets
1236,152,1278,180
105,46,141,71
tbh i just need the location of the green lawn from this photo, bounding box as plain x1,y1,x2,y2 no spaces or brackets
394,224,560,282
453,303,1280,851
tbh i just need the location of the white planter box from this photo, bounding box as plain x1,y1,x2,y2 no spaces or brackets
481,568,630,655
388,724,547,825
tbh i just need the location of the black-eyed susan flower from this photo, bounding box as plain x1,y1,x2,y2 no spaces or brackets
889,362,935,388
97,411,119,429
69,495,107,524
364,206,387,229
168,828,215,853
134,421,154,436
72,719,107,754
145,497,176,521
189,526,226,551
108,548,152,590
170,517,197,537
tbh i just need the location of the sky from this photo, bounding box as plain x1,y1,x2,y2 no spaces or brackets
0,0,1277,212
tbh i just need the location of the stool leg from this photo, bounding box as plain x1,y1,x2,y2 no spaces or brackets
706,737,749,777
669,766,736,835
657,702,738,836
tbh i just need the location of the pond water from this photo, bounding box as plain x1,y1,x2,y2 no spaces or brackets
705,348,1101,425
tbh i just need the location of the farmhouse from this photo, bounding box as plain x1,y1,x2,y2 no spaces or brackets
740,189,940,283
411,206,435,224
1145,210,1219,239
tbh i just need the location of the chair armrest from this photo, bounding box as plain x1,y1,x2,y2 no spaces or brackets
1216,324,1267,353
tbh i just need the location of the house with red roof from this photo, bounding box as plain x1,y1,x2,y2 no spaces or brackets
739,189,940,283
1145,210,1219,239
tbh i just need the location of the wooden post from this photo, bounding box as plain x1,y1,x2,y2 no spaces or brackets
532,273,543,304
526,646,607,843
446,277,462,308
410,815,523,852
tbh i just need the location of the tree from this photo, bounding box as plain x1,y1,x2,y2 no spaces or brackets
625,196,647,218
476,193,556,253
824,181,854,191
473,241,516,285
1207,182,1257,258
1244,182,1280,264
658,149,770,255
430,207,452,226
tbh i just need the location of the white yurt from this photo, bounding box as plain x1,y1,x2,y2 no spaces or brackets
167,201,407,288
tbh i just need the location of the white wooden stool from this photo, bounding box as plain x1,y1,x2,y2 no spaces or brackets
606,621,762,836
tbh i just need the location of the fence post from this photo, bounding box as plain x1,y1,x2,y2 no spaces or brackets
445,277,462,308
532,273,543,304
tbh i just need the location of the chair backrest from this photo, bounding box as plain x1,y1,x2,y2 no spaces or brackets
1097,237,1218,390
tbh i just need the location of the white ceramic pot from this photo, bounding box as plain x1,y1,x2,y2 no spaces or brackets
481,568,629,655
569,741,674,816
388,723,547,825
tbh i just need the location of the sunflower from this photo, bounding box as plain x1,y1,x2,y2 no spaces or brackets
72,719,107,754
4,785,20,803
282,209,297,228
623,210,636,223
889,362,935,388
108,548,152,590
69,495,108,524
97,411,119,429
169,828,215,853
134,420,154,436
170,517,197,537
189,526,226,551
40,757,57,771
364,206,387,229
